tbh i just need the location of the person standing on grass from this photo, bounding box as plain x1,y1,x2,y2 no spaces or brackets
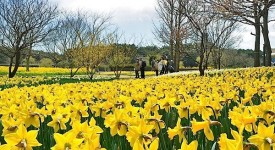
160,57,166,75
154,59,160,76
164,57,169,74
151,57,158,76
168,59,175,73
134,58,140,78
158,58,163,75
151,58,156,69
140,58,146,79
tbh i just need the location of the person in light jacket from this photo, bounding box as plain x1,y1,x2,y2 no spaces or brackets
158,59,163,75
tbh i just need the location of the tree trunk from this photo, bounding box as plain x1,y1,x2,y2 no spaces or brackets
218,56,221,70
174,5,183,72
26,44,32,71
9,51,21,78
169,1,174,69
218,49,221,70
174,50,180,72
254,24,261,67
170,39,174,67
114,66,121,78
253,3,261,67
205,51,211,70
174,24,180,72
199,63,204,76
262,2,272,66
70,66,74,78
89,74,94,80
199,40,205,76
263,44,266,66
212,52,218,69
8,57,13,77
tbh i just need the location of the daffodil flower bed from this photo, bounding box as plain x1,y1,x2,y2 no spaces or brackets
0,76,116,90
0,66,87,76
0,76,57,90
0,67,274,150
0,66,156,77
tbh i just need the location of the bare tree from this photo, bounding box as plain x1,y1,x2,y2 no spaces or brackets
181,0,217,76
52,11,112,78
0,0,58,78
208,19,239,69
176,0,238,75
261,0,275,66
83,13,112,79
84,43,112,80
207,0,261,67
221,49,254,67
42,31,63,67
106,30,137,78
174,0,189,71
154,0,188,72
59,12,91,77
207,0,275,67
154,0,176,61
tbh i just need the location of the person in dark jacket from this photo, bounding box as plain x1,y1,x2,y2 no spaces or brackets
140,58,146,78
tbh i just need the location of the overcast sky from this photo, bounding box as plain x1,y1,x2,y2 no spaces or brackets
51,0,275,49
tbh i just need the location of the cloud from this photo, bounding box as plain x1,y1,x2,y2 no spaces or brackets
237,22,275,50
51,0,157,45
54,0,156,12
236,25,255,49
50,0,275,49
268,21,275,49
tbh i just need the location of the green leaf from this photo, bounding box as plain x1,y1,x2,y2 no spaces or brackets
211,142,217,150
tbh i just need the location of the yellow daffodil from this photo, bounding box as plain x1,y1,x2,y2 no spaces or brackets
144,96,160,114
70,102,89,120
159,97,176,112
104,109,128,136
248,123,275,150
147,113,165,134
179,140,198,150
191,119,214,141
47,113,70,132
229,106,257,133
51,131,83,150
168,118,188,142
1,118,21,136
71,121,92,139
115,95,132,109
0,124,41,150
82,118,105,149
90,101,112,117
89,117,103,134
218,129,243,150
126,120,155,150
70,120,103,150
148,137,159,150
176,96,197,119
0,104,18,121
20,103,42,128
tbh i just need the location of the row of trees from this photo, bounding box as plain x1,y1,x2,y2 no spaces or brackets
0,0,58,78
0,0,137,78
154,0,275,75
1,0,273,78
0,45,255,69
